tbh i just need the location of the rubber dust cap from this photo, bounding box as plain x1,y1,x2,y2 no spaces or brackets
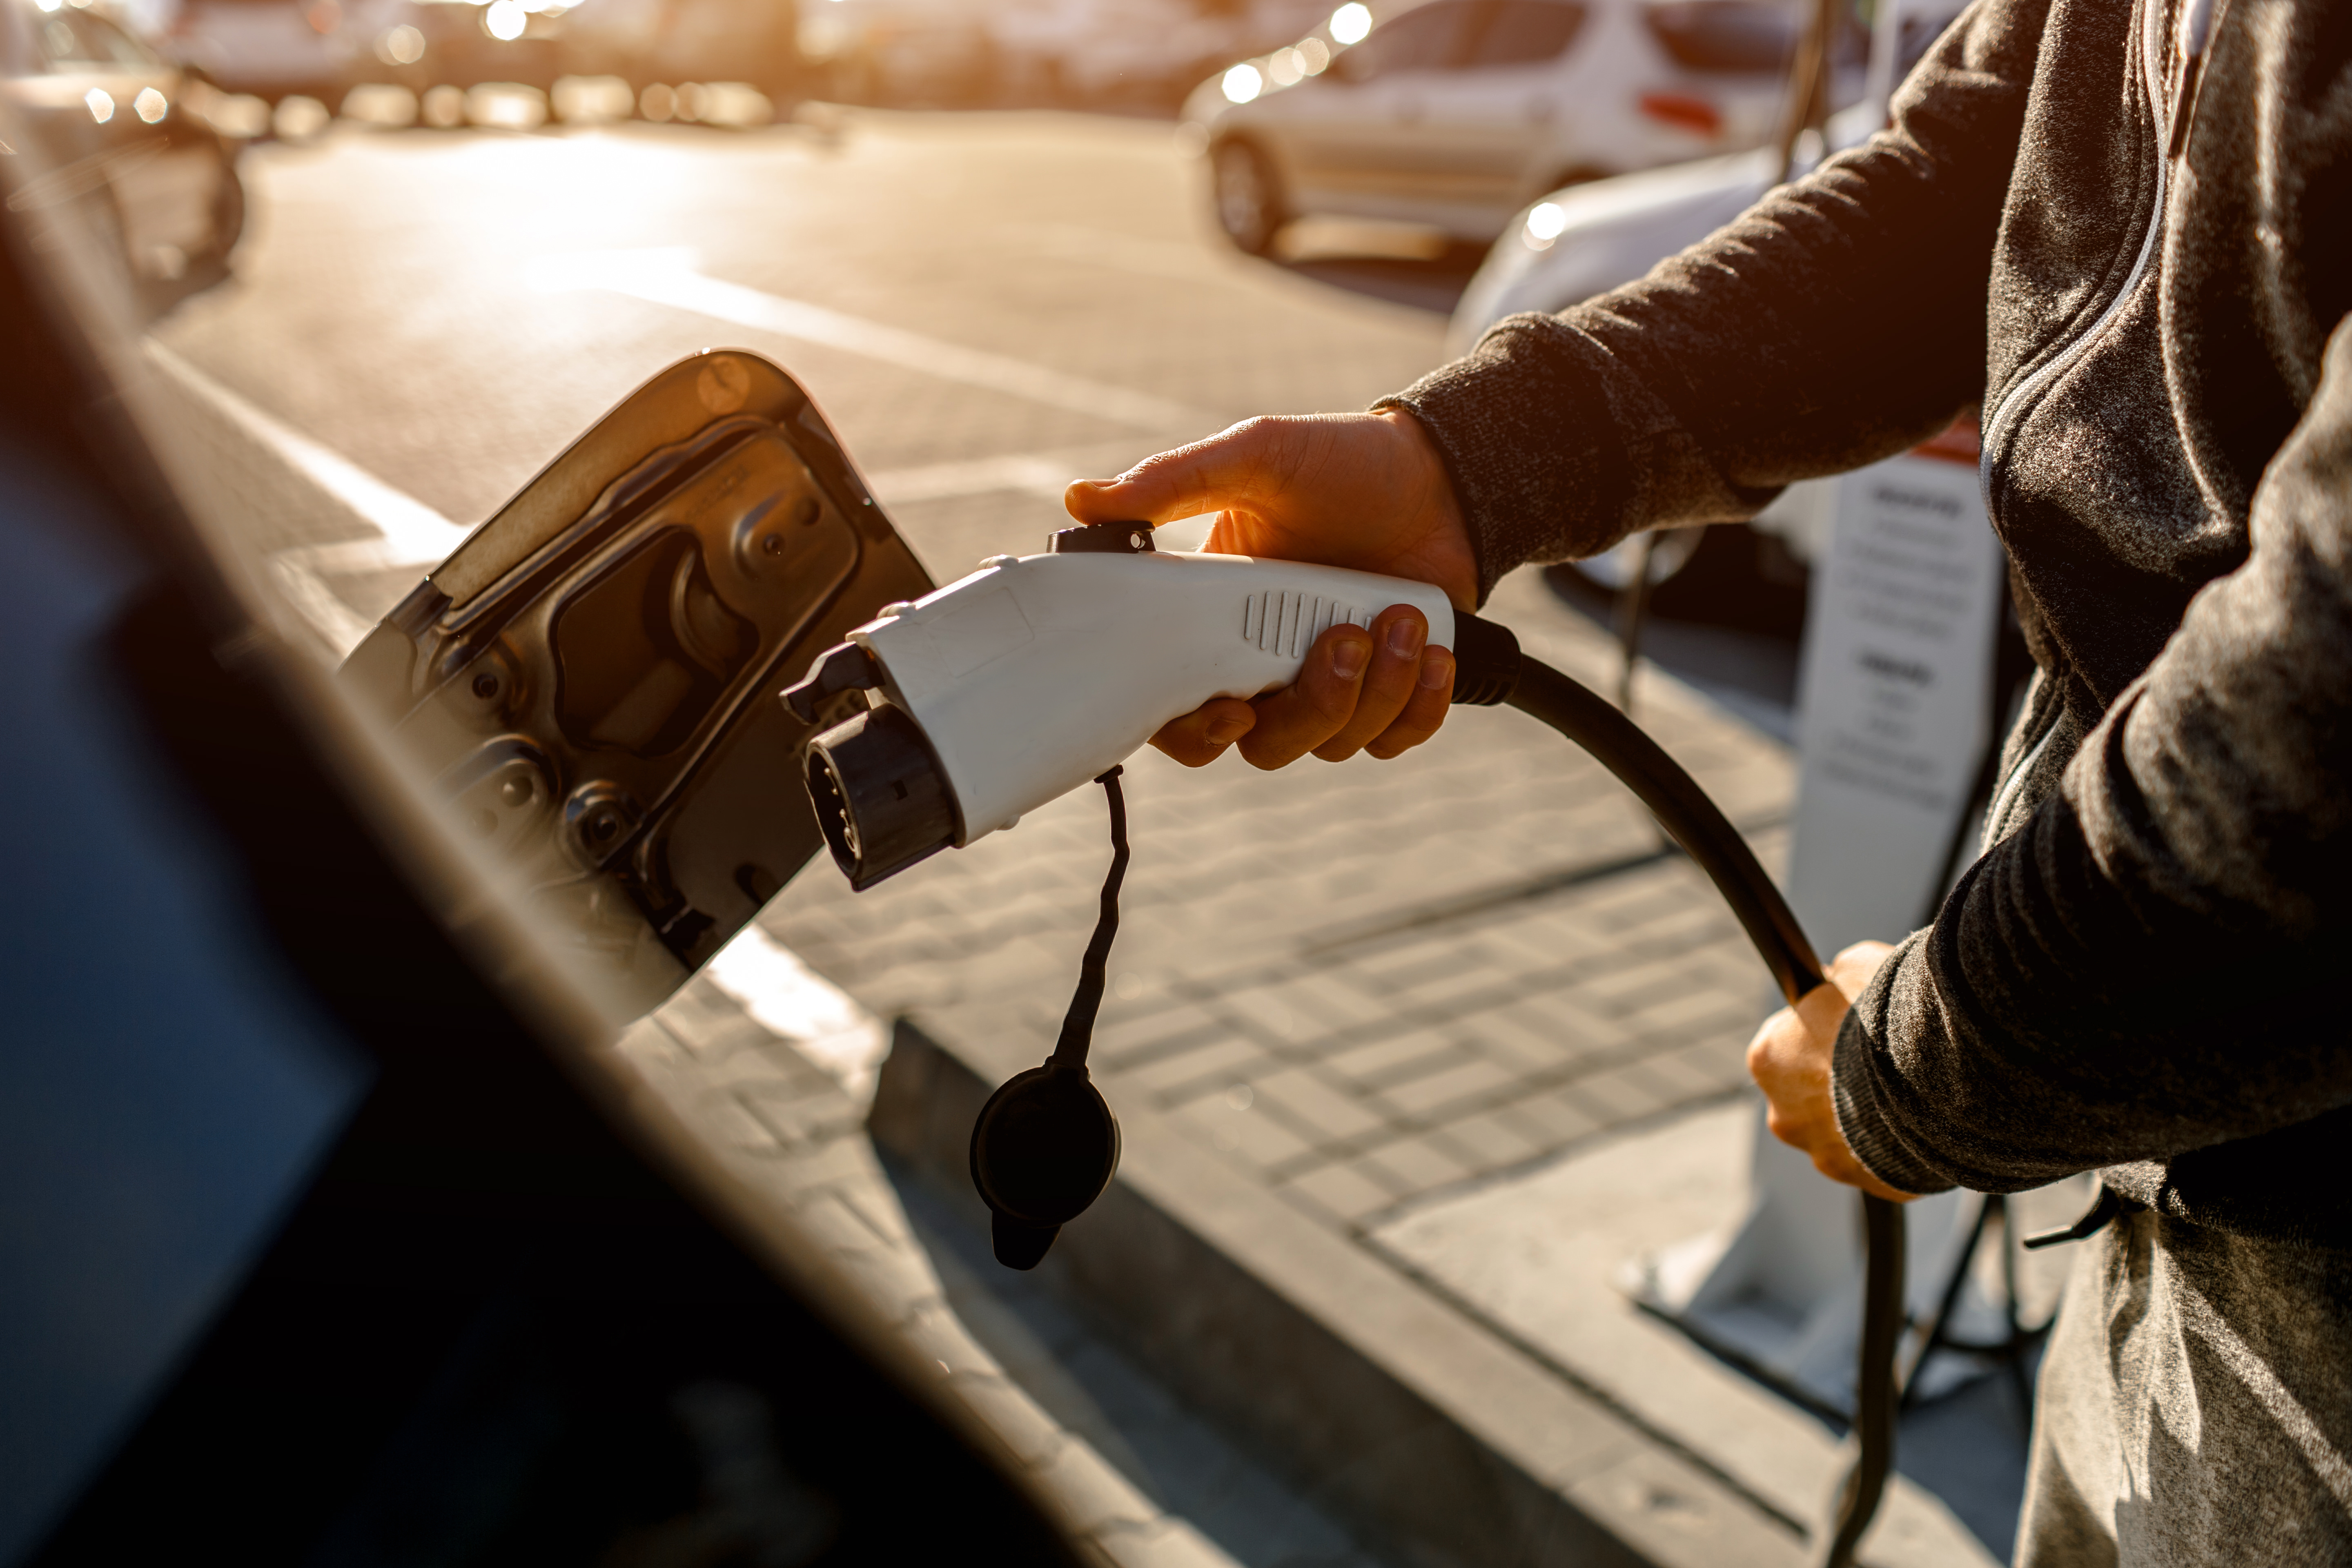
991,1212,1058,1272
969,1063,1120,1270
969,767,1129,1270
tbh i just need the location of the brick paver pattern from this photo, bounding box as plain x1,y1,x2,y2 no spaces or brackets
762,577,1792,1234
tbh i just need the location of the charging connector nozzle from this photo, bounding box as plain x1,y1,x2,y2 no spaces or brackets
802,703,960,890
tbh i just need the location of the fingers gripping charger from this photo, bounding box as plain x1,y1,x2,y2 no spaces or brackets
784,521,1904,1568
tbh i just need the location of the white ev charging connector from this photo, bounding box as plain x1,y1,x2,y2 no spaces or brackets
784,523,1455,889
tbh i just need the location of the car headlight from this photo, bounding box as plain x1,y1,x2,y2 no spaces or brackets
1523,201,1568,250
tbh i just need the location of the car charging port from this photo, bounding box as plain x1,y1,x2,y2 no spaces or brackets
803,703,962,891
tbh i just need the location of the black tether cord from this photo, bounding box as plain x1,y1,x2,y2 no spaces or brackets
1050,767,1129,1069
1491,637,1904,1568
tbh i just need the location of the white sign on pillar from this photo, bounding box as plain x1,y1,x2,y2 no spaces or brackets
1629,428,2011,1415
1786,435,2008,955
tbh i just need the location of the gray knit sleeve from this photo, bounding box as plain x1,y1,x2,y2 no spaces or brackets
1379,0,2045,603
1831,320,2352,1207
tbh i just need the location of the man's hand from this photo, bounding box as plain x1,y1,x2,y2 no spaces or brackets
1065,410,1476,769
1746,940,1916,1202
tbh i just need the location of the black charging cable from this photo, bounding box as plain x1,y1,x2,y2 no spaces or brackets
1454,612,1902,1568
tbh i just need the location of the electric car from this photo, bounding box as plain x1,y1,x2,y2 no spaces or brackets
1184,0,1864,253
165,0,368,101
2,0,246,297
556,0,802,98
0,61,1099,1566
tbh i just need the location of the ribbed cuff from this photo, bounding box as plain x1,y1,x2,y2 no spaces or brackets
1371,396,1494,606
1374,314,1635,606
1831,952,1959,1198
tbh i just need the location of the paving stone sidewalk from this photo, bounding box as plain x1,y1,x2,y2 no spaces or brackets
760,566,1794,1239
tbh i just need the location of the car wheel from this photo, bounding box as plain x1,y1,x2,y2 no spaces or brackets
1212,140,1285,256
208,157,247,262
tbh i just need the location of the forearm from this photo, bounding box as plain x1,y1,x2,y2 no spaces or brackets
1383,0,2043,601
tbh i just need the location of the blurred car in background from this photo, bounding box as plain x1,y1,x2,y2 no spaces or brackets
987,0,1302,110
165,0,375,100
380,0,564,92
1447,3,1959,349
801,0,1319,114
1437,0,1962,649
819,1,994,105
560,0,800,94
1187,0,1862,253
3,0,245,296
166,0,799,116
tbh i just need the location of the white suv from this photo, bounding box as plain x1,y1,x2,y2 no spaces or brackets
1185,0,1857,251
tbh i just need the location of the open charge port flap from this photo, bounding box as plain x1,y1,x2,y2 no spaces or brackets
335,351,938,1008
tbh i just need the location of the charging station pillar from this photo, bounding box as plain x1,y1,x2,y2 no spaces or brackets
1630,423,2007,1413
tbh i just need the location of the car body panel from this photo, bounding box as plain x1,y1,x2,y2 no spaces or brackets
1445,141,1775,352
167,0,359,98
1194,0,1849,243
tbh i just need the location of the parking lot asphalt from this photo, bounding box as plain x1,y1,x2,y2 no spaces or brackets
143,109,2008,1564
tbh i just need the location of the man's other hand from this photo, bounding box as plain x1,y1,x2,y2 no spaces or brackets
1746,940,1917,1202
1065,410,1477,769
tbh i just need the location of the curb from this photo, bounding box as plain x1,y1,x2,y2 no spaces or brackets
872,1008,1815,1568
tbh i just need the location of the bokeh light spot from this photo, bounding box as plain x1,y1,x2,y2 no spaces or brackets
377,22,424,65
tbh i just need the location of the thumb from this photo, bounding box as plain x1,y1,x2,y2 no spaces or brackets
1064,421,1287,526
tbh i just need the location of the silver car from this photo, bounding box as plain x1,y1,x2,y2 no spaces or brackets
1185,0,1858,252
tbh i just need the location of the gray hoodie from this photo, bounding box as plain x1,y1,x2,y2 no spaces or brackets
1386,0,2352,1239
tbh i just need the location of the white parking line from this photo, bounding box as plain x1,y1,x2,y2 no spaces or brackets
266,548,381,657
147,341,1201,660
147,343,471,656
147,342,470,568
535,248,1217,433
702,924,890,1101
